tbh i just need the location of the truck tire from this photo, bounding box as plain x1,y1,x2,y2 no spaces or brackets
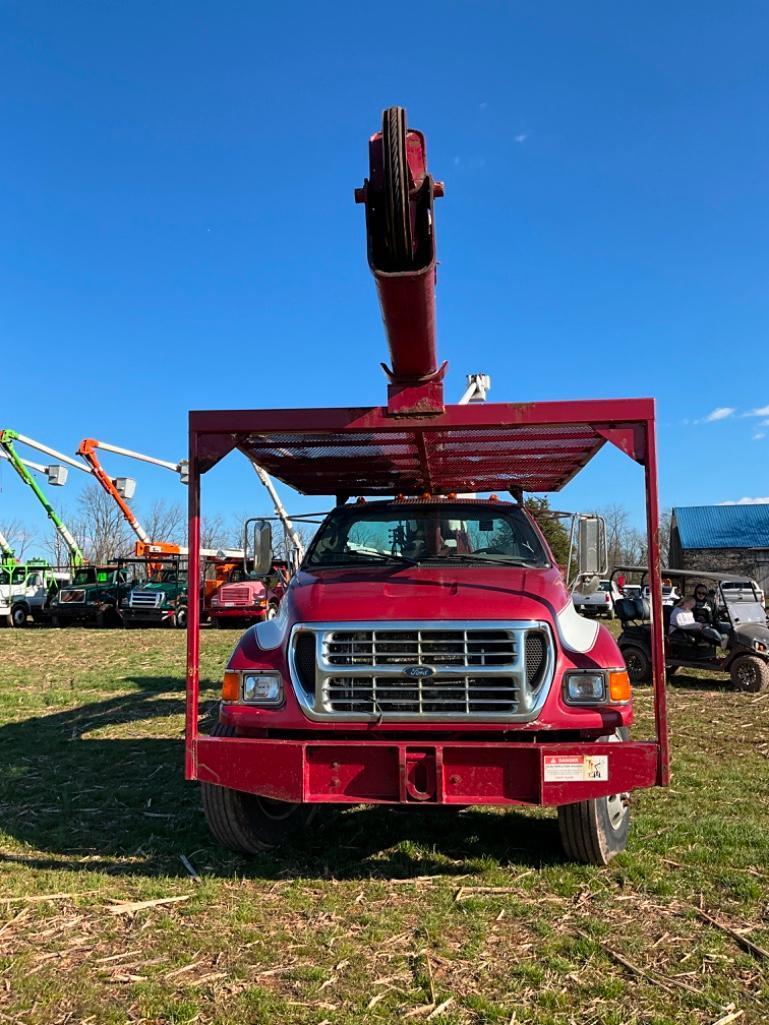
730,655,769,693
174,606,187,629
1,612,12,628
51,615,67,628
201,723,316,853
382,106,412,268
557,729,630,865
266,603,278,621
558,792,630,865
621,644,652,685
11,604,28,628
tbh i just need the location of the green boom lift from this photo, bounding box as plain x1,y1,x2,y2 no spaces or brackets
0,429,86,567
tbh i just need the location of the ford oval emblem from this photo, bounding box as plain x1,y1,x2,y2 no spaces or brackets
403,665,434,678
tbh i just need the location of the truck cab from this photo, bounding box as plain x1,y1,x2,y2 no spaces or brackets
207,560,289,629
1,560,68,627
121,558,188,629
49,565,135,626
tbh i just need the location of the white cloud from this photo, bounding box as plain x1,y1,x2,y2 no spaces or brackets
746,404,769,417
704,406,735,422
720,496,769,505
753,432,766,441
514,133,528,144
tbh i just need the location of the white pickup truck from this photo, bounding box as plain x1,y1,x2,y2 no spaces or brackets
572,578,622,619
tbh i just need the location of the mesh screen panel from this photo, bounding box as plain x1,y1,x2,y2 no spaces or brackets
238,422,604,495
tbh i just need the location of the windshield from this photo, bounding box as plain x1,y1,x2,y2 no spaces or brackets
305,503,548,568
148,569,183,584
721,584,766,626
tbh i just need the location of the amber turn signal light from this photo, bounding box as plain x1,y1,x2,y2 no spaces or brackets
609,670,632,703
222,670,240,702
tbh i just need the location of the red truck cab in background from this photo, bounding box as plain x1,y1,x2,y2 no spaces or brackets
206,560,290,629
184,108,668,864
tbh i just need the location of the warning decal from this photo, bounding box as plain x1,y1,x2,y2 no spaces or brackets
543,754,609,783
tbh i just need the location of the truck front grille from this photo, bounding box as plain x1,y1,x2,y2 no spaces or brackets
289,622,554,723
129,590,164,609
217,584,255,607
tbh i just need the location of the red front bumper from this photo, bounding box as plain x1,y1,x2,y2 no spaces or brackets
189,736,661,807
209,608,266,620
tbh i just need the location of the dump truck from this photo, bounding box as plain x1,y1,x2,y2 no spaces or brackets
184,107,669,865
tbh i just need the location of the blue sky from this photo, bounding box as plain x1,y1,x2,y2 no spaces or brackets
1,2,768,553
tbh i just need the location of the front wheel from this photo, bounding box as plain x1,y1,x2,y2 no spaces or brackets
621,643,652,685
558,791,630,865
174,606,188,629
201,723,316,853
730,655,769,693
10,605,29,628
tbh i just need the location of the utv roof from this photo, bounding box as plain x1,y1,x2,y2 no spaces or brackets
614,565,749,583
189,398,655,497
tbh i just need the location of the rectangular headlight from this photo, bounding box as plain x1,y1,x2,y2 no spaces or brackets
242,672,284,706
564,671,607,705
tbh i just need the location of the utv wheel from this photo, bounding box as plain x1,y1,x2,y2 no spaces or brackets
10,605,28,628
621,644,652,685
174,606,188,629
201,723,316,853
730,655,769,693
558,791,630,865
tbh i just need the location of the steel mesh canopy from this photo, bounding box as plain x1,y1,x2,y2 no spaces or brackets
236,420,606,496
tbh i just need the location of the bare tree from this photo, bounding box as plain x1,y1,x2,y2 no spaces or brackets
74,484,134,563
200,513,228,551
142,499,185,546
0,518,35,560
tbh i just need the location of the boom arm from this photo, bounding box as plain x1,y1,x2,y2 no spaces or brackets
0,430,86,567
77,439,150,544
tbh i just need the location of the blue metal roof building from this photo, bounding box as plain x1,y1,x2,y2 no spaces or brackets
672,505,769,550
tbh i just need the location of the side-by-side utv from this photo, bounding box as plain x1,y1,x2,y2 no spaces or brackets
613,566,769,692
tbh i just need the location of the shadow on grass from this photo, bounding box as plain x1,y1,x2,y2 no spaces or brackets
0,682,565,880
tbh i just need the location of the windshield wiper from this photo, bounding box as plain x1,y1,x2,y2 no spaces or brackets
438,553,538,566
316,551,419,567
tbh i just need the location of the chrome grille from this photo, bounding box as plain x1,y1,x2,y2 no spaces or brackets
129,590,164,609
289,621,554,723
325,675,519,714
325,629,515,667
217,584,256,607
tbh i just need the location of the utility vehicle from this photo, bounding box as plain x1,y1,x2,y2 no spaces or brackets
614,566,769,692
1,560,69,627
184,106,670,865
120,556,188,628
49,564,138,627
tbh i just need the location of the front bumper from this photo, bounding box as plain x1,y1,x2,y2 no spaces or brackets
123,608,173,624
189,736,661,806
210,608,267,620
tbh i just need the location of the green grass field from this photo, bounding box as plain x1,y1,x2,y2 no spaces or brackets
0,627,767,1024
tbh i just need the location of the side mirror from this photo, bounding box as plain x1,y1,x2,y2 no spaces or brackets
578,516,607,578
252,519,273,576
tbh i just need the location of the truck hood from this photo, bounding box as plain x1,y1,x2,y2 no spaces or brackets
287,565,570,623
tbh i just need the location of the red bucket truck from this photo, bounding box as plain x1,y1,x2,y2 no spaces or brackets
185,108,668,864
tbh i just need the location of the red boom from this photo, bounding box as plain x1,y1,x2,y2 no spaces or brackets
356,107,446,414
